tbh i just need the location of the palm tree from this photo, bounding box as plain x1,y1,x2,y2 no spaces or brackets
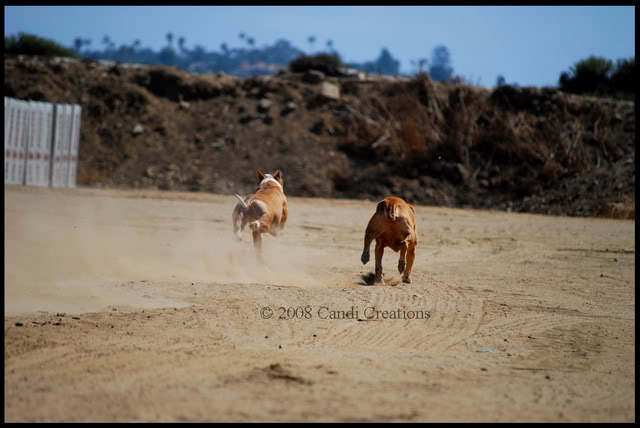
166,32,174,48
418,58,427,73
326,39,334,53
74,37,84,52
308,35,316,53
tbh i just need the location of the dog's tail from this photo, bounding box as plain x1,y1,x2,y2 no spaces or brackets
386,203,399,221
375,199,399,221
232,194,248,241
235,194,249,209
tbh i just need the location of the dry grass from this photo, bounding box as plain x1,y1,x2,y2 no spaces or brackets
336,76,633,206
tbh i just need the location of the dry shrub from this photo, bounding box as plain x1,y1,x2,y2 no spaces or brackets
444,87,485,165
380,76,447,160
595,197,635,219
76,169,110,186
288,53,344,76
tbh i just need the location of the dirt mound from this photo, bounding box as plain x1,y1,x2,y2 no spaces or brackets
4,55,635,218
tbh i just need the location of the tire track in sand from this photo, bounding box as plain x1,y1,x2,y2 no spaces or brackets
319,277,484,355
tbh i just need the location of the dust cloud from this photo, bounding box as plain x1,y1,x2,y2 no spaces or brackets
4,189,337,314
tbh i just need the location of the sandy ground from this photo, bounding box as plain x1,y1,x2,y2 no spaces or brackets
4,184,635,422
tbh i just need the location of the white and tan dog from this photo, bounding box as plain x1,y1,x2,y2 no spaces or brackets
232,170,288,262
361,196,418,284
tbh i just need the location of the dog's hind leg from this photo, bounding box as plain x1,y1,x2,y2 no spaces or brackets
398,241,408,274
374,239,386,285
402,242,416,284
361,215,383,265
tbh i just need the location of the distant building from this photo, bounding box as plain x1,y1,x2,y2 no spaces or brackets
231,61,282,77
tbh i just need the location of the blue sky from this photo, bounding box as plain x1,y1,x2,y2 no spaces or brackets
4,5,635,88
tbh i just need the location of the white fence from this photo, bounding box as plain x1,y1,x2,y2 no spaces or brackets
4,97,81,188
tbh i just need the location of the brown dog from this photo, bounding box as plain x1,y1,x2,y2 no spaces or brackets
361,196,418,284
232,170,288,262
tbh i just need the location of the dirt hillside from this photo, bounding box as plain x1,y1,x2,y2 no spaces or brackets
3,55,635,218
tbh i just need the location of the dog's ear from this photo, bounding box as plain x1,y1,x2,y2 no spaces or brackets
273,170,283,185
257,171,266,183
